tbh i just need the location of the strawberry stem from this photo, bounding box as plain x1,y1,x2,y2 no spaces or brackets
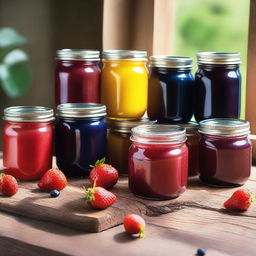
139,229,145,238
89,158,106,168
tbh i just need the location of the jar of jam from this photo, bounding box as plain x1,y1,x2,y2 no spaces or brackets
55,49,101,106
148,56,194,123
55,103,107,177
128,125,188,200
3,106,54,180
107,118,155,176
199,118,251,187
101,50,148,120
195,52,241,122
178,122,199,176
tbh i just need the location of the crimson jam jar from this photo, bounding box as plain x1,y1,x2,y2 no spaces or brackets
55,103,107,177
128,125,188,200
178,122,199,176
148,56,194,123
55,49,100,106
199,119,251,187
195,52,241,122
3,106,54,180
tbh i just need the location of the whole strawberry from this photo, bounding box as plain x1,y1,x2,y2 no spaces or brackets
0,174,18,196
224,189,255,211
85,184,116,210
38,168,67,192
89,158,118,189
123,214,145,238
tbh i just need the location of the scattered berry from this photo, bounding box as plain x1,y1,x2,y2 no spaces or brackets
85,183,116,210
224,189,255,211
89,158,119,189
197,248,206,256
123,214,145,238
50,190,60,198
0,174,18,196
38,168,67,192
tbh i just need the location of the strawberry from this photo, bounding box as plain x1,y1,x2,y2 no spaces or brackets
85,183,116,210
123,214,145,238
0,174,18,196
224,189,255,211
89,158,118,189
38,168,67,192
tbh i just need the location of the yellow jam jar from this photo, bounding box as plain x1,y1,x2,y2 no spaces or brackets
107,118,155,176
101,50,148,120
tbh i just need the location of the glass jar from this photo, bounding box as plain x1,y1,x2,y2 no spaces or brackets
195,52,241,122
128,125,188,200
55,103,107,177
55,49,101,106
3,106,54,180
178,122,199,176
101,50,148,120
107,118,155,176
199,118,251,187
148,56,194,123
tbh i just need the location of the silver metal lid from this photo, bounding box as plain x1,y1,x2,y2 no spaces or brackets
102,50,147,61
131,124,186,144
107,118,156,133
56,103,106,119
178,121,199,135
150,56,193,69
199,118,250,137
56,49,100,61
197,52,241,65
4,106,54,122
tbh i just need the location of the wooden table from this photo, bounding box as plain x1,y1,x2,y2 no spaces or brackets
0,160,256,256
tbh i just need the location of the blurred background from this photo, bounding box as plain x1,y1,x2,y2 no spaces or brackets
0,0,250,147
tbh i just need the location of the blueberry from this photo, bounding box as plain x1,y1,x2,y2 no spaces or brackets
50,190,60,198
197,248,206,256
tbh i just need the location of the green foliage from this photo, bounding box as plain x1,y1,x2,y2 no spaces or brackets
0,28,31,98
173,0,250,118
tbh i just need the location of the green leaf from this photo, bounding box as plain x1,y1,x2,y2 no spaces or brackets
0,49,31,98
0,28,27,59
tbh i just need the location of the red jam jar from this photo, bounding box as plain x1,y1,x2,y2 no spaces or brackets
199,118,251,187
128,125,188,200
55,49,101,106
179,122,199,176
3,106,54,180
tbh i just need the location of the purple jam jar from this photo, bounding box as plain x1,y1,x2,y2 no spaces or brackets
195,52,241,122
198,118,251,187
55,49,101,106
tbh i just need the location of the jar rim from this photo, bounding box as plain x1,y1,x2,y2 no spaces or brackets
177,121,199,135
102,50,147,61
199,118,250,136
197,52,241,65
3,106,54,122
149,56,193,69
56,49,100,61
131,124,186,144
56,103,106,119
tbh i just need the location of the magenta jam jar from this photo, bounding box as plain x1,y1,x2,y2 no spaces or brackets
128,125,188,200
199,119,251,187
55,49,101,106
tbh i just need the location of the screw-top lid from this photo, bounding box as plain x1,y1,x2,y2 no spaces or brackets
197,52,241,65
56,103,106,119
102,50,147,61
150,56,193,70
177,121,199,135
4,106,54,122
107,118,156,133
56,49,100,61
131,124,186,144
199,118,250,137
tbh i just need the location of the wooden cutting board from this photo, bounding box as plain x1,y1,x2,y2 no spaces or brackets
0,173,256,233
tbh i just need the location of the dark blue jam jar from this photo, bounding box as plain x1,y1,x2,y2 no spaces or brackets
55,103,107,177
194,52,241,122
148,56,194,123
